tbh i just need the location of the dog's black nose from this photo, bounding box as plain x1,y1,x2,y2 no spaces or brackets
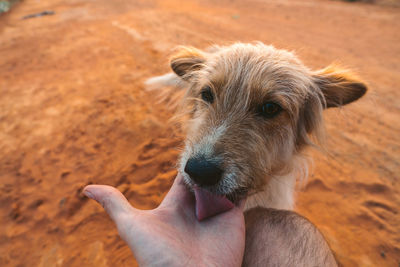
184,156,223,186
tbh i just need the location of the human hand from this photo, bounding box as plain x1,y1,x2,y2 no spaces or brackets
83,173,246,266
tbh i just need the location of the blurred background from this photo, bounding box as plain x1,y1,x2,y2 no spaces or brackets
0,0,399,266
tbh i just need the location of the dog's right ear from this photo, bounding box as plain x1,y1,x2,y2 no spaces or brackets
170,47,206,80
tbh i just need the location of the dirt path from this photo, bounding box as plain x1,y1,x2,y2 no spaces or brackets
0,0,399,266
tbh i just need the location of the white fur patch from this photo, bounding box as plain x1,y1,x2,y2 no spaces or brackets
193,123,227,157
245,173,297,211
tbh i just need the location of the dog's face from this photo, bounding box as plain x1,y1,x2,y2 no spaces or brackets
171,43,366,203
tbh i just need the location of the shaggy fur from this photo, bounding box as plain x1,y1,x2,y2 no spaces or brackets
146,42,366,211
243,207,337,266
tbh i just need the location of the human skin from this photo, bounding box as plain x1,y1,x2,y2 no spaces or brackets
83,174,246,267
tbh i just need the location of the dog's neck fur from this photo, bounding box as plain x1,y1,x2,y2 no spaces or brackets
245,156,308,211
245,173,297,210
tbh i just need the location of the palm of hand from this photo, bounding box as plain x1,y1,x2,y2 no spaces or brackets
84,174,245,267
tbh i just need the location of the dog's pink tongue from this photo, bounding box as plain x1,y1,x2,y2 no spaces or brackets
194,186,234,221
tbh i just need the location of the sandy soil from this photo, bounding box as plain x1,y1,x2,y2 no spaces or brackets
0,0,399,266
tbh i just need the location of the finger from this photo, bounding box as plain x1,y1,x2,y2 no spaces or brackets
83,185,135,223
159,173,194,209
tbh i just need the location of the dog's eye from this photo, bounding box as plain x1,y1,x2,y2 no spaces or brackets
201,86,214,104
258,102,282,118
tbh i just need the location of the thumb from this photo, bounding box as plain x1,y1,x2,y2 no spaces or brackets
83,185,135,223
160,173,194,209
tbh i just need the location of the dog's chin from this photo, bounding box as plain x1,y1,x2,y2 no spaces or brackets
224,187,248,205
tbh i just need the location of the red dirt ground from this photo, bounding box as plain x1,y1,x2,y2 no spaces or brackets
0,0,399,266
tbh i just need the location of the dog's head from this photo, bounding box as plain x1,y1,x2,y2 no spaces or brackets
171,43,366,203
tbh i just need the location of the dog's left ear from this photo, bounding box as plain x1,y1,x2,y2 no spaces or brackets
313,65,367,108
170,46,206,80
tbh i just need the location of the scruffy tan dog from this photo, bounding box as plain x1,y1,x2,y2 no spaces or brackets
146,42,366,220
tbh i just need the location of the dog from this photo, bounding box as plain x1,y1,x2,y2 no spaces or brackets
146,42,367,218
